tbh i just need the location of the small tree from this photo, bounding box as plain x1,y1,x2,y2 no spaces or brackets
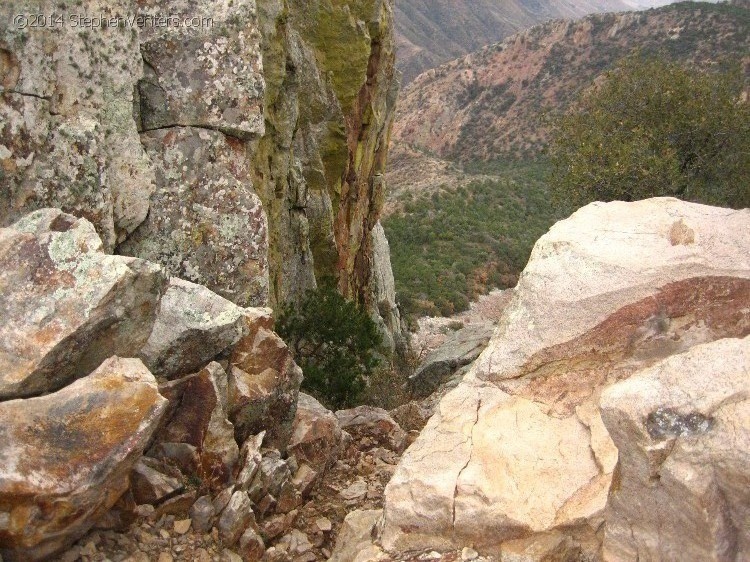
277,280,382,410
549,56,750,210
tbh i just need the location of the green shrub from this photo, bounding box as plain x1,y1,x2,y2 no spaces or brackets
549,56,750,210
277,280,382,410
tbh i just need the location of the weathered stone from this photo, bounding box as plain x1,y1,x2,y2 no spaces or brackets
336,406,408,453
248,453,291,503
0,209,167,399
152,491,197,520
217,491,256,546
136,0,264,139
328,510,385,562
149,442,201,477
381,199,750,555
291,463,319,497
389,401,432,433
190,495,216,534
277,529,314,558
157,362,239,487
238,526,266,561
0,357,166,561
288,393,344,473
130,458,184,506
140,278,249,379
260,511,297,543
229,323,303,449
0,2,155,250
408,322,494,398
212,486,235,515
119,126,269,307
237,432,265,491
499,531,580,562
600,336,750,561
369,221,403,353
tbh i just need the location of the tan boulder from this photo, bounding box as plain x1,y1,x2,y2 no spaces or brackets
288,393,344,473
0,357,166,561
329,510,387,562
229,321,303,449
0,209,167,399
381,198,750,555
600,336,750,561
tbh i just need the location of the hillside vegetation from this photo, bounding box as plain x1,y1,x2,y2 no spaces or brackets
392,1,750,162
385,1,750,318
384,161,559,319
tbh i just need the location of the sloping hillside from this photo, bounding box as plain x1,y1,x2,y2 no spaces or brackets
393,1,750,164
385,1,749,318
395,0,634,84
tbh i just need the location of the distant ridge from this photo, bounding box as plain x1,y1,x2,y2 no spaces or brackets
394,0,676,84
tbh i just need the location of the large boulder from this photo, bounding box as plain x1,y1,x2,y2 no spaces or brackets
381,198,750,556
600,336,750,561
139,277,249,380
0,357,167,561
0,209,167,399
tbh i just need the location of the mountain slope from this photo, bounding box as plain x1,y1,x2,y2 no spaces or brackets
396,0,649,84
393,1,750,164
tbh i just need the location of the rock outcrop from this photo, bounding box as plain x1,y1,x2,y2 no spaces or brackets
0,209,312,560
380,198,750,557
1,0,402,342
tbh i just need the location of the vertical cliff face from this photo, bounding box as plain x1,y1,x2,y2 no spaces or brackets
0,0,401,344
253,0,400,326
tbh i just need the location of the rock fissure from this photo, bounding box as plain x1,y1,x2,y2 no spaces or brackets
451,394,481,532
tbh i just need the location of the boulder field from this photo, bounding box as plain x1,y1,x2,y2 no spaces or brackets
0,194,748,562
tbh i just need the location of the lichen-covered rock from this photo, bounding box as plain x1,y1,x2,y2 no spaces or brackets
600,336,750,561
135,0,264,139
0,209,167,399
119,127,269,307
156,362,239,487
140,277,249,380
288,393,344,474
0,0,155,250
228,319,303,449
0,357,166,561
381,198,750,556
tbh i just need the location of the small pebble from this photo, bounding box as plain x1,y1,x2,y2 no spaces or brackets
173,518,192,535
462,547,479,561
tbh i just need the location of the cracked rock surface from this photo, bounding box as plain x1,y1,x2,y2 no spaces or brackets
380,198,750,557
